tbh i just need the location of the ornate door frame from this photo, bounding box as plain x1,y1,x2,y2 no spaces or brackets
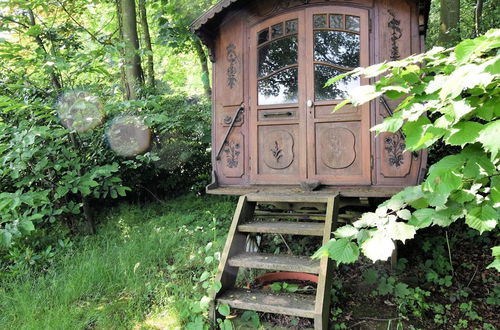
249,6,372,185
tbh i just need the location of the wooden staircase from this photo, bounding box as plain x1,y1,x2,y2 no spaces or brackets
213,193,340,330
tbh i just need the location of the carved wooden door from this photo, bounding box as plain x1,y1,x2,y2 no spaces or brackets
250,11,307,184
305,6,371,185
250,7,371,185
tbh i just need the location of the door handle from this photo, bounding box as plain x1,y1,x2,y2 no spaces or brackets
263,111,293,118
307,100,314,108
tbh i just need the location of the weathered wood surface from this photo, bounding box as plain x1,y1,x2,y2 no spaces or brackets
238,221,325,236
208,185,403,198
228,252,320,273
214,196,255,297
315,195,339,330
218,288,316,318
197,0,428,190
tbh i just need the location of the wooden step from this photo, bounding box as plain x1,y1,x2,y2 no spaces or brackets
246,193,330,203
228,252,320,273
218,289,316,318
238,221,324,236
254,211,326,221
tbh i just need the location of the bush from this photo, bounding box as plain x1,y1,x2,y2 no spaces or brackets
317,29,499,270
0,92,211,274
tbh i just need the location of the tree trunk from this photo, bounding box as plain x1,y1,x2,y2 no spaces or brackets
474,0,484,37
118,0,144,99
139,0,155,88
26,9,62,90
193,38,212,98
438,0,460,46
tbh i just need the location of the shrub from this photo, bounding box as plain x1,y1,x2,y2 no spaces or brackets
315,29,499,270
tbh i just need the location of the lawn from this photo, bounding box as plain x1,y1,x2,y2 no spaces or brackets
0,194,236,330
1,193,498,329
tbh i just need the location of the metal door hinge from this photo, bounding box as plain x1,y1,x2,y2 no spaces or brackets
370,155,374,169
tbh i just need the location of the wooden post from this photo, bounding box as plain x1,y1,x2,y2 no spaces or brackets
314,194,339,330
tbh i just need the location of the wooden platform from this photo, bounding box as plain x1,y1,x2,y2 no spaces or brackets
207,185,402,198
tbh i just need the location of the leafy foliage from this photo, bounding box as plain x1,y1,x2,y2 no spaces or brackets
0,93,211,273
320,30,499,269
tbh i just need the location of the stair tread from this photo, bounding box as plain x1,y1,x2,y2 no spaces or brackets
218,288,316,318
228,252,320,273
238,221,324,236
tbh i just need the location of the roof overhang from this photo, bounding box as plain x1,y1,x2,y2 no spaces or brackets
192,0,432,61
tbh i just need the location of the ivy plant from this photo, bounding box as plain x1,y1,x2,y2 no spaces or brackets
314,29,499,271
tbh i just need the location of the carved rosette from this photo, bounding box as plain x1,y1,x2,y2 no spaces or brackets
263,130,294,169
226,43,239,88
320,127,356,169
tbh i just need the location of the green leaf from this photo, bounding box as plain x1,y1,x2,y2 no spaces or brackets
218,303,231,317
486,259,500,272
396,209,411,220
455,39,480,64
491,176,500,208
408,208,435,228
492,246,500,258
334,225,359,239
0,230,12,248
334,99,351,111
327,238,360,265
326,72,350,86
270,282,282,292
199,271,210,282
477,120,500,159
19,220,35,234
386,221,416,243
371,116,404,134
394,282,411,298
403,116,445,151
348,85,383,106
361,231,395,262
445,122,483,146
465,205,498,234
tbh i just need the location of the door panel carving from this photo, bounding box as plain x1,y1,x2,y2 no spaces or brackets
263,130,295,169
258,125,299,176
320,127,356,169
221,132,245,178
314,122,362,177
380,132,412,178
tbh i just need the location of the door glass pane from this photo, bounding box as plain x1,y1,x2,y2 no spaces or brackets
258,68,299,105
258,36,298,78
258,29,269,45
315,65,360,101
346,15,360,32
329,14,343,29
313,14,327,28
314,31,360,68
271,23,283,39
285,19,298,34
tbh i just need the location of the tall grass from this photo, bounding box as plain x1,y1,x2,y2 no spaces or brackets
0,194,236,329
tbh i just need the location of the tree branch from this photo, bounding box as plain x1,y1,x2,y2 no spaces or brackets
55,0,110,45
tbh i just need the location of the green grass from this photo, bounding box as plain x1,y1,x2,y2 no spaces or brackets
0,194,236,329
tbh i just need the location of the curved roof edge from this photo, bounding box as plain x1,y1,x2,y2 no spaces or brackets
192,0,432,61
191,0,245,33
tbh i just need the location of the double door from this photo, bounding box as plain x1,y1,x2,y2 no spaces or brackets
250,6,371,185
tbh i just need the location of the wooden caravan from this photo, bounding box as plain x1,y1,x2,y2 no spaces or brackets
193,0,430,197
192,1,430,328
